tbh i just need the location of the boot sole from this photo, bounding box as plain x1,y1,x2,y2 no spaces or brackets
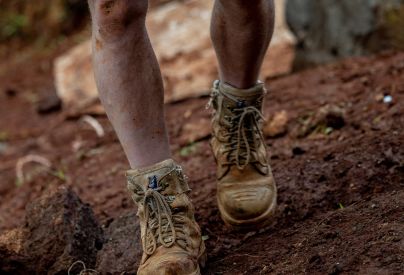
137,243,207,275
192,240,207,275
218,187,277,230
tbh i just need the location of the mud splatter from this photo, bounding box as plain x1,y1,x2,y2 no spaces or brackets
100,0,115,15
95,38,103,51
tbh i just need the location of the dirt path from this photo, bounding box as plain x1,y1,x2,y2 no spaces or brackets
0,50,403,274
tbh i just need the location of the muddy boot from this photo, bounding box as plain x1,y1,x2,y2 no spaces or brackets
126,159,206,275
209,80,277,228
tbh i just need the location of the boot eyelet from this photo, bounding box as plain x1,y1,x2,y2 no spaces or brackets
167,195,176,202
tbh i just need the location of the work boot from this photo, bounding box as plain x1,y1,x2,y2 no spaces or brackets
209,80,277,228
126,159,206,275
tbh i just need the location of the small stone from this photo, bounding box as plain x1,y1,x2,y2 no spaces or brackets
299,105,345,137
292,146,306,156
36,93,62,115
374,93,384,102
0,228,29,274
383,95,393,104
329,262,343,275
5,88,18,97
264,110,289,138
0,228,26,255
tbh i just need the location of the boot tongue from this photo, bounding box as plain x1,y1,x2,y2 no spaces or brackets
126,159,190,196
127,159,175,187
214,81,269,177
219,81,265,109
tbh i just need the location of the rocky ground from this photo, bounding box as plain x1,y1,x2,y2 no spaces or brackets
0,28,403,275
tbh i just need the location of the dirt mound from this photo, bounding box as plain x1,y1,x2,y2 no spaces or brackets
0,48,403,274
0,187,103,274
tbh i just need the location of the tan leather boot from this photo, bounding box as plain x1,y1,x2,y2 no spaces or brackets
209,80,277,228
126,159,206,275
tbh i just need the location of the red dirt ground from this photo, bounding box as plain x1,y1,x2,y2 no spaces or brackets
0,46,403,273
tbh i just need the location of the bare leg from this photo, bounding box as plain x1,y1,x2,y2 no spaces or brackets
88,0,170,168
211,0,275,89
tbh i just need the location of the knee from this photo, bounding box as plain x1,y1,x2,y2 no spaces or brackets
90,0,148,41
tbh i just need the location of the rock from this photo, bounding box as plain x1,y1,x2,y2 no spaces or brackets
299,105,345,137
264,110,289,137
36,93,62,115
0,187,104,275
0,229,31,274
96,212,141,275
0,228,26,256
54,0,295,109
286,0,404,70
24,187,104,274
292,146,306,156
317,105,346,130
54,40,97,108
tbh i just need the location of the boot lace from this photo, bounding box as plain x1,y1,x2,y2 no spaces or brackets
131,171,189,256
214,92,267,170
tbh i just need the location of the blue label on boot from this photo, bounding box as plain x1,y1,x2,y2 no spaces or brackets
237,100,247,108
148,175,158,189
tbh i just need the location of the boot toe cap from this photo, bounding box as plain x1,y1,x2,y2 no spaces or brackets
218,177,277,225
138,251,199,275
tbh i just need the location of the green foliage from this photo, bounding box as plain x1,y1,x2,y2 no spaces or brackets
51,168,67,181
180,143,199,157
0,0,88,44
0,13,28,40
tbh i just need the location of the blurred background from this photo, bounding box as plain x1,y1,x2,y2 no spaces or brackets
1,0,404,64
0,0,294,106
0,0,88,53
1,0,404,106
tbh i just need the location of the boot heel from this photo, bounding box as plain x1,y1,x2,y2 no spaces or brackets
198,248,207,268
